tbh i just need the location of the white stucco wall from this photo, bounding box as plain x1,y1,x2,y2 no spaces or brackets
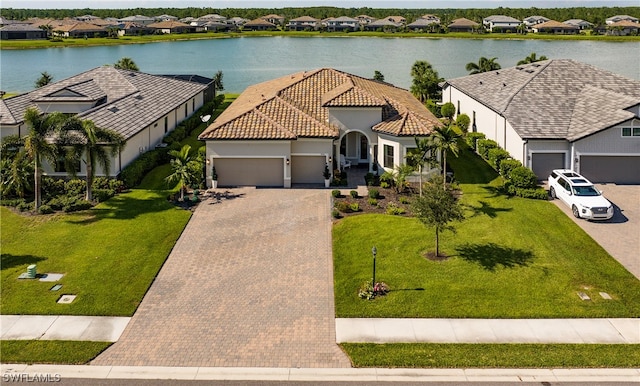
329,107,381,134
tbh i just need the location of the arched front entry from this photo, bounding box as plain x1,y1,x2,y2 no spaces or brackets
339,131,371,166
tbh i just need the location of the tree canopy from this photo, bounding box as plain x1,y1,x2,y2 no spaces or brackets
410,60,443,102
466,57,501,74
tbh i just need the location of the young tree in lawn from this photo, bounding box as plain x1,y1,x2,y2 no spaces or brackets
35,72,53,88
412,176,464,258
430,125,462,187
61,118,126,201
165,144,201,201
114,57,139,71
23,107,68,210
465,56,501,74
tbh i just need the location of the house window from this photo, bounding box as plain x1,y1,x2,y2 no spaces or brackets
621,127,640,137
192,98,195,111
55,159,81,173
184,103,188,117
383,144,394,168
457,100,461,115
164,117,168,133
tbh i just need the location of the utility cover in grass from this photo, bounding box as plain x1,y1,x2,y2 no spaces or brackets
57,295,76,304
39,273,64,282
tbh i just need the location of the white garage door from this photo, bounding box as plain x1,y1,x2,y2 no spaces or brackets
531,153,565,181
580,156,640,184
215,158,284,187
291,156,326,184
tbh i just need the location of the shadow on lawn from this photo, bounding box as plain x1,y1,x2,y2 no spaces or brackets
1,254,46,271
455,243,534,271
466,200,513,218
66,190,175,224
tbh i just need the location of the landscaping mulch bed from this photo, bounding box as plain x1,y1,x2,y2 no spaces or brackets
332,185,416,218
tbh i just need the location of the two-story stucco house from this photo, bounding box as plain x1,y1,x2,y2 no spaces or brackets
198,68,442,188
482,15,521,32
441,59,640,184
325,17,360,32
286,16,320,31
0,66,211,178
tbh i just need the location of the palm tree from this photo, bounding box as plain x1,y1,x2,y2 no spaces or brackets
410,60,443,102
61,118,126,201
165,144,200,201
23,107,68,210
430,125,462,188
212,70,224,100
38,24,53,38
406,137,436,196
35,72,53,88
1,150,33,199
114,57,139,71
517,52,548,65
465,57,501,74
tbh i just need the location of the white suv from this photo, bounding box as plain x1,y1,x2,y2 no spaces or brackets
548,169,613,221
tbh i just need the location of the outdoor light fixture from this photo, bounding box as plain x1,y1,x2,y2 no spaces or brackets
206,158,210,165
329,156,333,163
286,158,290,165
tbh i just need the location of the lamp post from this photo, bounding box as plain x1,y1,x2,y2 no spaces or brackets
371,246,377,291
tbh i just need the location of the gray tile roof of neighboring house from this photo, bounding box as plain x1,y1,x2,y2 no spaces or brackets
443,59,640,141
0,23,43,31
484,15,521,23
199,68,441,141
408,18,437,27
1,67,208,140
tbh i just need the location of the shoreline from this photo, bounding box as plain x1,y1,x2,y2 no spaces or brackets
2,30,639,50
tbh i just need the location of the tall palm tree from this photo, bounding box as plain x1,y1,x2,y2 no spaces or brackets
465,57,501,74
1,150,33,199
406,136,436,196
410,60,443,102
165,144,200,201
114,57,139,71
430,125,462,188
517,52,548,65
62,118,126,201
23,107,68,210
35,72,53,88
212,70,224,100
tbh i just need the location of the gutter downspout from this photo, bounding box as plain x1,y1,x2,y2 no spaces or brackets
523,139,528,167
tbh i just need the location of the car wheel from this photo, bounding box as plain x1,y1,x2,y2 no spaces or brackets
572,205,580,218
549,187,556,199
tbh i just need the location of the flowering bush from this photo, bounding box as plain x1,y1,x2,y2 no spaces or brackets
358,280,390,300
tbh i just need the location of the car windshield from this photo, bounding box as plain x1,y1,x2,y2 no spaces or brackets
573,186,600,196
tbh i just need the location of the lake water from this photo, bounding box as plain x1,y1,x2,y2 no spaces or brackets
1,36,639,94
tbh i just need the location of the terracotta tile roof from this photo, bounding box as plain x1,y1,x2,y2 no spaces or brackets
443,59,640,141
148,21,190,29
533,20,577,29
54,22,105,32
448,18,479,27
610,20,640,28
199,68,441,141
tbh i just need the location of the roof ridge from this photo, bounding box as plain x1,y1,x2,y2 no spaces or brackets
275,95,336,135
253,101,297,138
501,59,554,114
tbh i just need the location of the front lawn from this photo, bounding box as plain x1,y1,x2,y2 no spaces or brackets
334,148,640,318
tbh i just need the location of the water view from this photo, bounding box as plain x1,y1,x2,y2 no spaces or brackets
2,36,639,94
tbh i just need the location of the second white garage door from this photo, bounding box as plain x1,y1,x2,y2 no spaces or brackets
215,158,284,187
291,156,326,184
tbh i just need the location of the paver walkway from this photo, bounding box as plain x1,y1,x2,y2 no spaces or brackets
92,188,350,368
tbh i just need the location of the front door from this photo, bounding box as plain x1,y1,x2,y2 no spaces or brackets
360,135,368,162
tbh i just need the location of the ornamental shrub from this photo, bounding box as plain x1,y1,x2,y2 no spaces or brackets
119,149,168,188
65,179,86,196
349,202,361,212
368,198,378,206
334,201,351,213
350,190,358,198
386,202,406,215
455,114,471,132
368,188,380,199
487,148,511,170
331,189,341,198
477,139,499,159
499,159,522,179
514,187,549,200
38,204,54,214
509,166,538,189
93,189,115,203
466,132,486,149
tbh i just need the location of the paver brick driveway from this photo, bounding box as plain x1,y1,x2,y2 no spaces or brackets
93,188,351,368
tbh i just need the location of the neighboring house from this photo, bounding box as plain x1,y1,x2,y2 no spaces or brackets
74,14,100,22
606,15,639,25
523,15,550,28
441,59,640,184
0,67,211,178
117,15,156,26
483,15,521,32
227,17,249,26
148,21,194,34
356,15,376,25
53,22,107,38
198,68,442,188
242,18,277,31
0,24,48,40
383,16,406,25
325,16,360,32
563,19,594,30
117,22,154,36
364,18,401,32
447,18,480,32
261,14,285,25
532,20,579,34
198,14,227,23
286,16,320,31
607,20,640,36
202,21,232,32
407,18,438,32
420,14,441,24
155,14,178,22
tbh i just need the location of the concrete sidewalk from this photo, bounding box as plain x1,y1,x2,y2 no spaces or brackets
2,364,639,383
1,315,129,342
336,318,640,344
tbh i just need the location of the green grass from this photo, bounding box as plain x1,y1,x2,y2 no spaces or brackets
2,31,636,49
0,341,112,365
342,343,640,368
0,189,192,316
333,148,640,318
